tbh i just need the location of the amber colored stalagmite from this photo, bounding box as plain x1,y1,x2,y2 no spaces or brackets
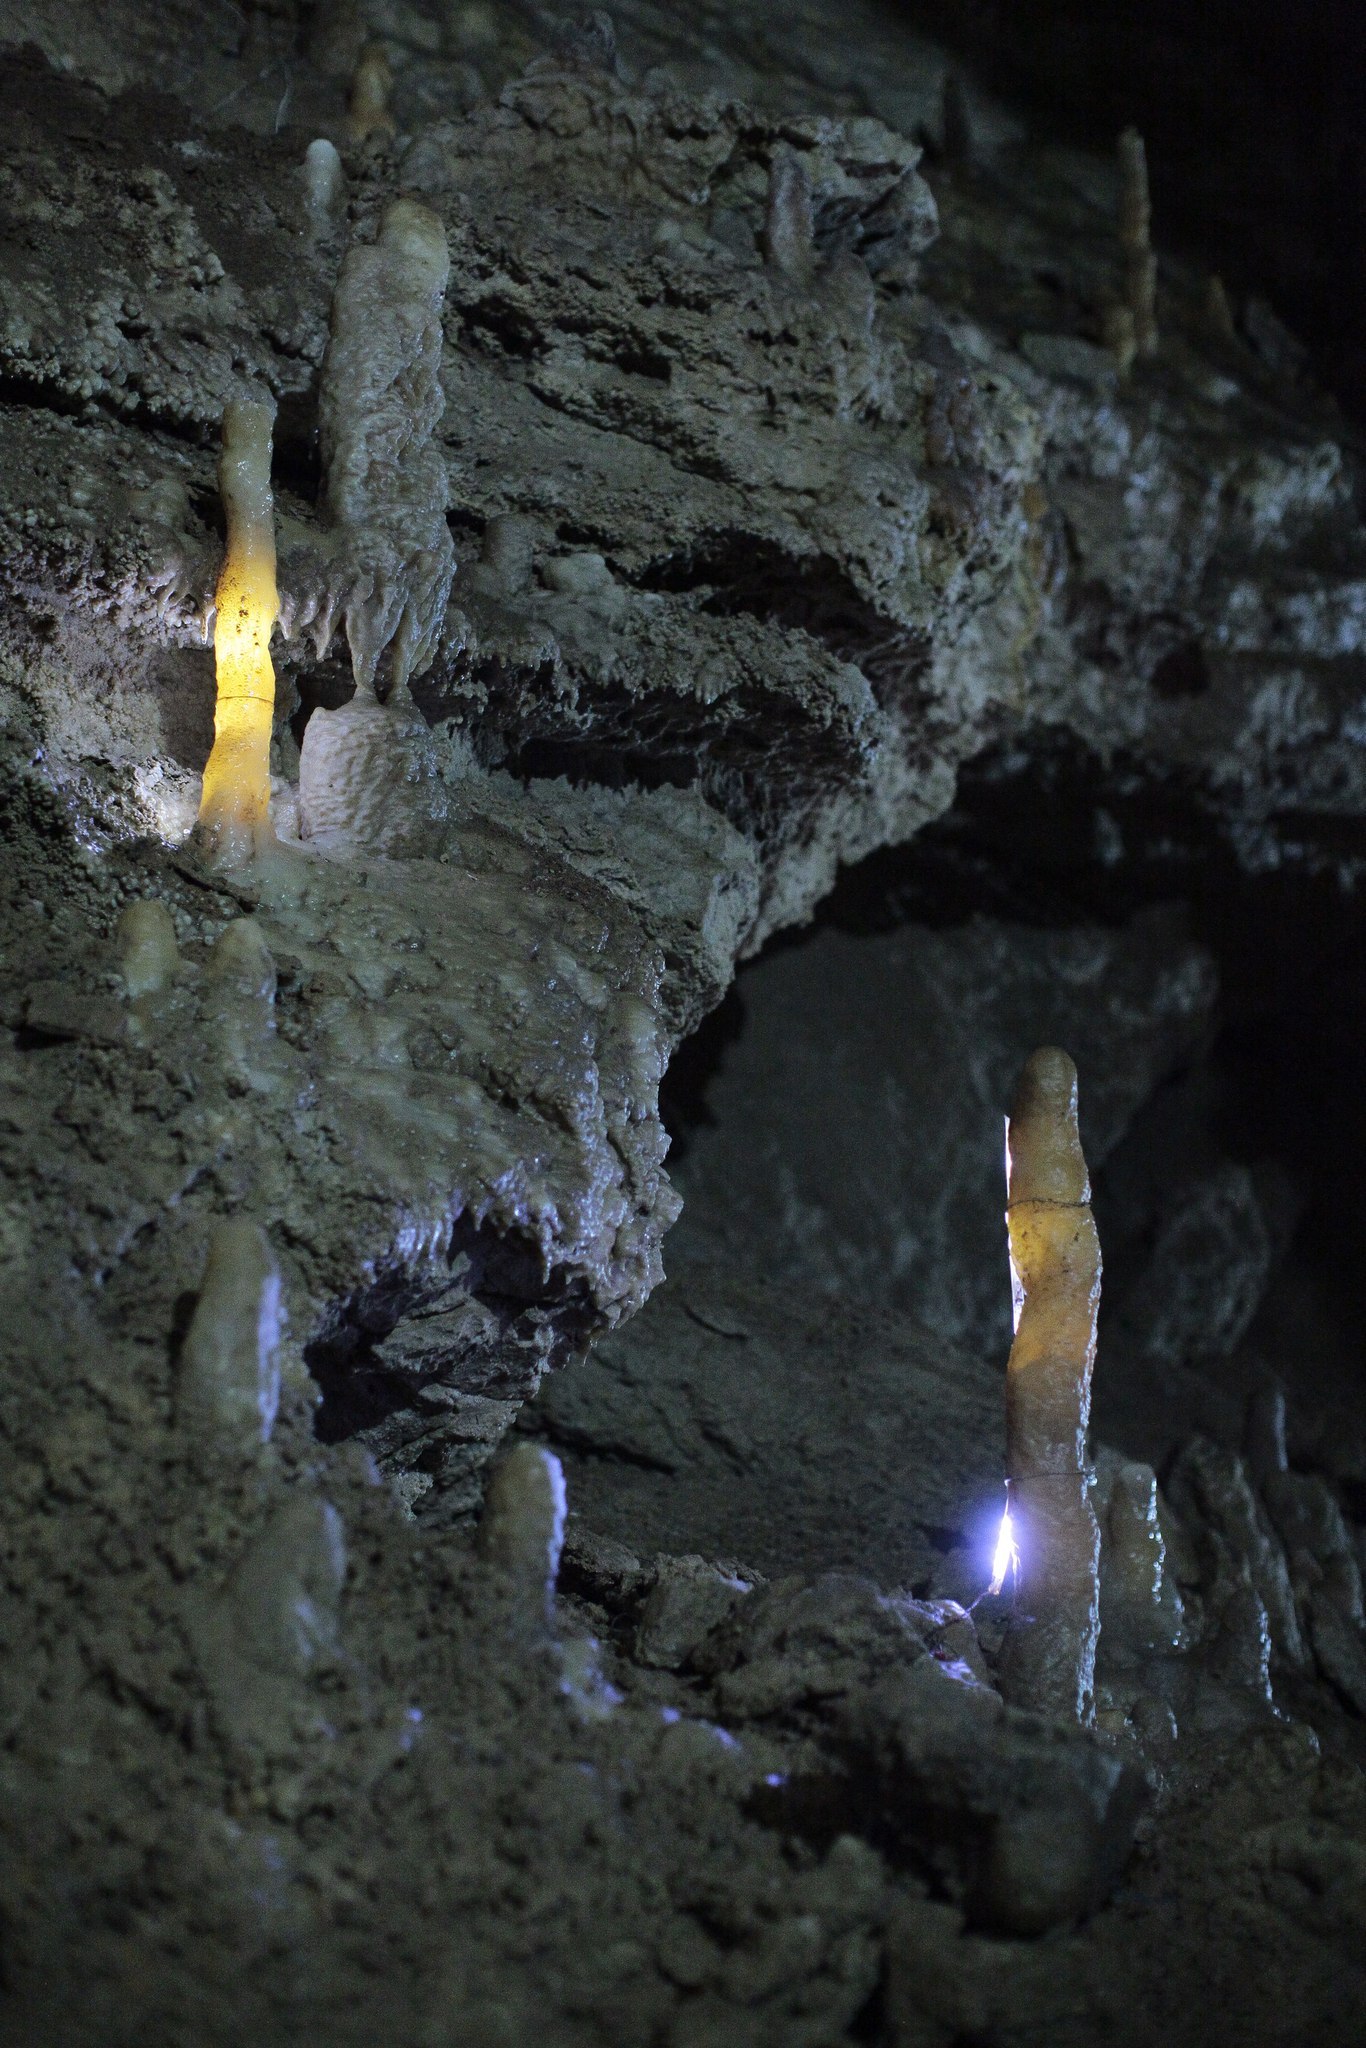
348,41,395,143
198,398,279,864
999,1046,1102,1722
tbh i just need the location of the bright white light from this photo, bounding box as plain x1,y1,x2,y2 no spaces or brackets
987,1503,1020,1599
1008,1243,1025,1334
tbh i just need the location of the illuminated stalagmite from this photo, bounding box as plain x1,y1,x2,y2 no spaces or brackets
197,397,279,864
998,1047,1102,1722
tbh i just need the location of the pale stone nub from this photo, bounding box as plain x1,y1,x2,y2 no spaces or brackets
178,1218,282,1451
348,41,395,143
302,138,345,230
206,917,276,1003
1005,1046,1089,1206
1117,127,1158,357
764,145,815,281
116,897,179,998
1102,1461,1186,1653
479,1443,567,1621
224,1495,347,1674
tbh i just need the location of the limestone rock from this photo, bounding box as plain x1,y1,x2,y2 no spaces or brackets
671,905,1216,1353
529,1245,1004,1590
1167,1438,1307,1673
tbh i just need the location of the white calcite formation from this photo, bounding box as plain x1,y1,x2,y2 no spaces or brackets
301,137,346,237
286,197,455,703
478,1440,567,1624
997,1049,1103,1724
115,894,179,998
178,1218,283,1453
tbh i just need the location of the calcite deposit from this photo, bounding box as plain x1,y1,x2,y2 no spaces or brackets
998,1048,1103,1724
1,4,1366,2046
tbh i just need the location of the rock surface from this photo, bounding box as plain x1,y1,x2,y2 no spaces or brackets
668,902,1216,1353
2,5,1366,2048
530,1241,1004,1589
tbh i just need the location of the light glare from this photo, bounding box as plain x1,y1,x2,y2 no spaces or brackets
988,1502,1020,1599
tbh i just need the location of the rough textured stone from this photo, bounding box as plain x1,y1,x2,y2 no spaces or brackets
529,1242,1004,1590
2,6,1366,2048
682,1571,1141,1935
1167,1438,1307,1674
670,905,1216,1353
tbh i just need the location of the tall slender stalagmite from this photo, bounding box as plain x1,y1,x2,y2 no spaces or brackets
197,397,279,864
999,1047,1102,1722
1117,127,1158,358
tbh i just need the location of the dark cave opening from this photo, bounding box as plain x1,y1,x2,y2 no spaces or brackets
661,734,1366,1485
905,0,1366,420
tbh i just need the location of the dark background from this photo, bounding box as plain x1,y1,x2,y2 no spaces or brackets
909,0,1366,419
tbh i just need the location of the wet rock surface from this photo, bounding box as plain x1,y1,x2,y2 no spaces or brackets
2,4,1366,2046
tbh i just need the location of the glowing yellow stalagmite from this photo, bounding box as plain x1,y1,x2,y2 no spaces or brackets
198,397,278,864
998,1046,1102,1723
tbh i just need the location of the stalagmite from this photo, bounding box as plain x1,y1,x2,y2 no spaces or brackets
1102,1461,1186,1654
764,145,815,282
1205,273,1239,348
1101,301,1138,379
205,916,277,1003
293,196,456,848
302,137,346,235
1117,128,1158,359
116,897,179,998
178,1219,282,1452
204,917,278,1081
348,41,395,143
940,74,973,166
224,1494,347,1673
479,1442,567,1629
196,398,279,865
478,1443,619,1717
998,1047,1102,1722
